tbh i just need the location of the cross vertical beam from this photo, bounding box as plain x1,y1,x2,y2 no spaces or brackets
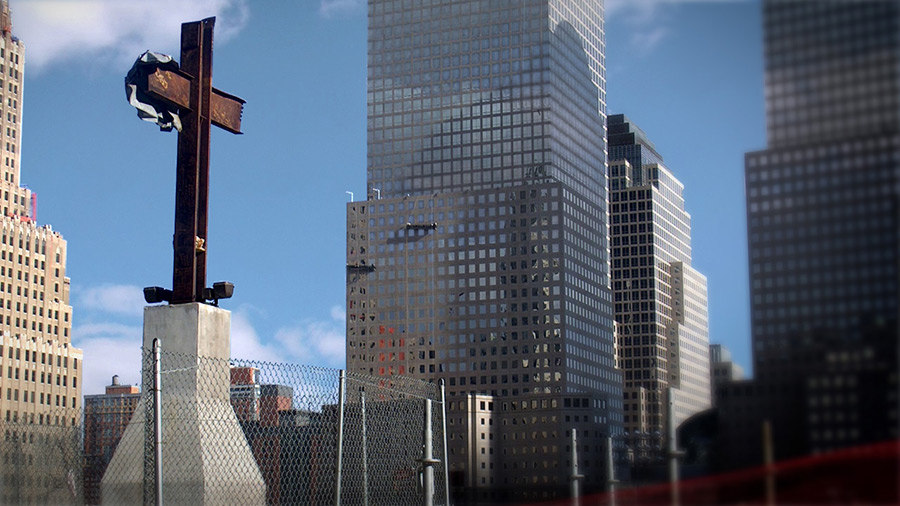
172,18,215,304
128,16,243,306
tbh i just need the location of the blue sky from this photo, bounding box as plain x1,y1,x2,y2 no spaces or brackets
14,0,762,395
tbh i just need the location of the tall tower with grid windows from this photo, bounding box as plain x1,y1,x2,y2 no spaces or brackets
717,0,899,471
607,114,710,439
346,0,620,501
0,4,83,501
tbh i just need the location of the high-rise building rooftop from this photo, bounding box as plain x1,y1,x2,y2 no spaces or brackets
0,8,83,502
347,0,620,501
608,115,710,436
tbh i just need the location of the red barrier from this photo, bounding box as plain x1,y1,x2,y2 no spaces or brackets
540,439,899,506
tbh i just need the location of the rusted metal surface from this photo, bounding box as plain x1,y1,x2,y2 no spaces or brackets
146,68,190,111
130,16,244,305
194,17,213,305
145,68,244,134
209,88,244,134
171,18,209,304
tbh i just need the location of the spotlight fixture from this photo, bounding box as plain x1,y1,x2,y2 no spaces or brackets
212,281,234,300
203,281,235,306
144,283,233,306
143,286,173,304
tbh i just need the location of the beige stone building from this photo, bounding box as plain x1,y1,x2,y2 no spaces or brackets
607,115,711,437
0,2,83,501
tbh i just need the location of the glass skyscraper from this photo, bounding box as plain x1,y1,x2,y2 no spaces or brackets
347,0,620,501
608,115,710,437
718,0,899,471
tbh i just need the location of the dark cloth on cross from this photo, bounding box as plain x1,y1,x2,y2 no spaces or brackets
125,51,183,132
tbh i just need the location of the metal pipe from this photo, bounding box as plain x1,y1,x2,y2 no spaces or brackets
361,388,369,506
335,370,347,506
440,380,450,506
153,338,163,506
570,429,582,506
607,436,617,506
423,399,435,506
763,420,775,506
667,387,679,506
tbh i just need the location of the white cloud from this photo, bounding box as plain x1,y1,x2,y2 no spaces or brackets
319,0,363,19
13,0,249,72
272,304,346,367
230,303,346,368
73,322,143,396
77,283,145,317
71,300,346,397
630,26,668,55
607,0,739,20
230,306,283,363
606,0,741,54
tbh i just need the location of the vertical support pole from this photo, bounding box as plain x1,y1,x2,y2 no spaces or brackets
193,19,213,299
172,18,215,304
607,436,617,506
335,370,346,506
667,387,679,506
570,429,582,506
763,420,775,506
422,399,435,506
152,338,163,506
361,388,369,506
440,380,450,506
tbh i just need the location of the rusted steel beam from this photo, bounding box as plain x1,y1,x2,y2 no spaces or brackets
210,88,244,135
194,17,214,304
145,67,245,134
171,18,208,304
146,68,190,110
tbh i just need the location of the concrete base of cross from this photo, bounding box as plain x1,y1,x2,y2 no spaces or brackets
101,303,265,505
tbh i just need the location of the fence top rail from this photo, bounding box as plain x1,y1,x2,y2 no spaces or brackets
135,346,443,402
346,374,443,403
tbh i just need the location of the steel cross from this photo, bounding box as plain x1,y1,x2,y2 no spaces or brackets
137,17,244,304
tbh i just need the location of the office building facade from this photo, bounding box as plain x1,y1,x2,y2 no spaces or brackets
0,0,81,434
83,376,141,505
608,115,710,434
725,0,899,469
709,344,743,395
230,366,295,505
347,0,620,500
0,3,82,501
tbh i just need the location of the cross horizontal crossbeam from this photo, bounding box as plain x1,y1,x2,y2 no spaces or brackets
142,68,245,135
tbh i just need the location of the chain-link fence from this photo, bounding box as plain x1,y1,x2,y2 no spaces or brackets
0,345,448,506
0,414,83,505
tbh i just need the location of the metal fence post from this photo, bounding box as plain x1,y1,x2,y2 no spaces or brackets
607,436,617,506
422,399,437,506
361,387,369,506
440,380,450,506
763,420,775,506
335,370,346,506
667,387,680,506
570,429,583,506
152,338,163,506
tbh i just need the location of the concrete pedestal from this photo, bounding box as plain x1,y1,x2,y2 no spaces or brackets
101,303,265,505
